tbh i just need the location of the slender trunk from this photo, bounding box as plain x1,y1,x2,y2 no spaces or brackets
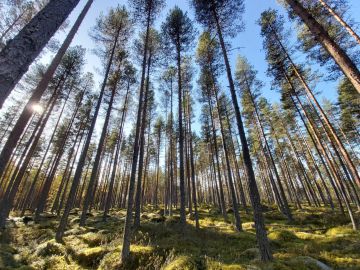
214,92,242,231
176,39,186,229
103,82,130,220
0,92,58,227
186,89,199,229
134,51,152,228
57,130,84,215
80,84,116,225
286,74,358,229
153,131,161,206
34,95,79,221
317,0,360,44
212,7,272,261
55,21,118,241
208,97,227,221
121,6,152,260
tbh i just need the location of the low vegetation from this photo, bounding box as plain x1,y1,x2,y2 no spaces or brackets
0,205,359,270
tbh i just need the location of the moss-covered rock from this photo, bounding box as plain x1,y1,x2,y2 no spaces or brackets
285,256,332,270
164,255,197,270
75,246,107,267
79,232,104,247
35,240,65,257
268,230,298,242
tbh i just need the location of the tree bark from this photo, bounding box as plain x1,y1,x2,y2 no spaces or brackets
121,6,152,260
0,0,93,180
0,0,90,107
212,7,272,261
284,0,360,93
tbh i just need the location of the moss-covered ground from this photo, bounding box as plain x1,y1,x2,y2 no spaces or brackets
0,205,359,269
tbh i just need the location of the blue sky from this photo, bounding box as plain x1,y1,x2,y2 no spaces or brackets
20,0,360,135
65,0,360,93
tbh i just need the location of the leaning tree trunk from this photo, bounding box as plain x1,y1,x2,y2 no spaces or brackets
0,91,58,228
80,82,116,226
214,90,242,231
245,77,293,222
273,28,360,187
103,80,130,221
284,0,360,93
0,0,89,107
285,72,358,229
212,7,272,261
55,24,118,241
0,0,93,180
34,97,80,221
317,0,360,45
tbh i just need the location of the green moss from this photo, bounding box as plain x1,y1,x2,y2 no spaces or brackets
326,226,355,237
75,246,107,267
35,240,65,257
240,248,260,260
164,255,197,270
2,206,360,270
285,256,330,270
98,248,121,270
79,232,105,247
268,230,298,242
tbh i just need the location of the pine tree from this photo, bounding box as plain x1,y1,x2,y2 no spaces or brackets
281,0,360,93
0,0,83,106
161,6,196,231
192,0,272,261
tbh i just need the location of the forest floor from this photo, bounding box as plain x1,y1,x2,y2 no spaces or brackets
0,205,359,270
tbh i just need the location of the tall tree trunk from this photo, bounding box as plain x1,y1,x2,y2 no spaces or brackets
285,72,358,229
103,81,130,220
121,6,152,260
0,0,93,107
134,51,152,228
153,128,161,206
208,98,228,221
0,91,58,227
80,83,116,226
175,39,187,230
271,25,360,186
34,95,80,221
55,22,119,241
284,0,360,93
0,0,93,179
56,129,84,215
317,0,360,44
214,92,242,231
212,7,272,261
186,88,199,229
223,106,248,212
21,88,81,216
